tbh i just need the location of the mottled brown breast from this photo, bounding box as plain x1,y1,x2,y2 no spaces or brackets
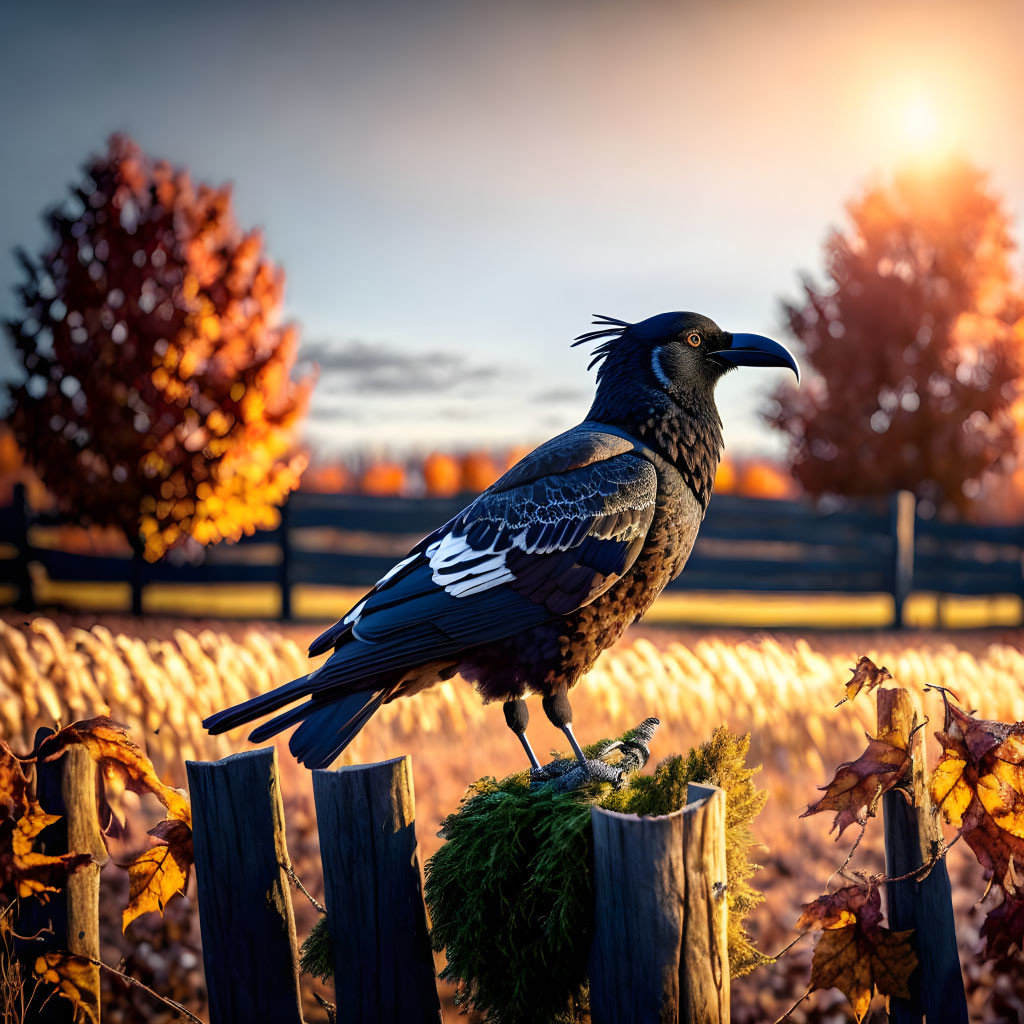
459,465,703,702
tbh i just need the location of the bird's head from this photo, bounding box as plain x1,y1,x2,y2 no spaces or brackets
575,311,800,403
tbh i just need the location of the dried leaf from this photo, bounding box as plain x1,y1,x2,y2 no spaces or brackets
0,742,91,899
0,739,33,821
123,818,193,931
840,657,892,705
802,733,912,839
930,695,1024,892
796,883,882,933
34,951,98,1023
979,892,1024,960
9,805,91,899
33,716,190,826
798,883,916,1024
809,923,916,1022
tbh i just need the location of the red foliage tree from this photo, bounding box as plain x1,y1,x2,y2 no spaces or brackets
5,135,311,558
767,160,1024,512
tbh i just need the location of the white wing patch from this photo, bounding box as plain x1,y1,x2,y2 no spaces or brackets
429,530,517,597
376,554,417,586
342,598,367,626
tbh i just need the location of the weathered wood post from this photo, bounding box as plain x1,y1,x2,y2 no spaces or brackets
61,744,108,1023
129,540,146,617
11,482,34,612
589,783,728,1024
890,490,916,629
187,747,305,1024
14,730,106,1023
877,688,967,1023
278,496,292,620
312,755,442,1024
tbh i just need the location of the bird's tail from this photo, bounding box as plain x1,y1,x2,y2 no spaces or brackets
202,675,391,770
287,690,389,769
203,673,315,736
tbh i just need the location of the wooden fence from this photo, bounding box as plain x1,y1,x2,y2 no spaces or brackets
17,746,734,1022
2,484,1023,626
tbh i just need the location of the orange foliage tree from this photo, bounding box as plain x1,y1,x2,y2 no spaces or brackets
5,135,311,559
767,160,1024,513
422,452,461,497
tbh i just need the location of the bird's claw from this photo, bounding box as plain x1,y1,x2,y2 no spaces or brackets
529,716,660,792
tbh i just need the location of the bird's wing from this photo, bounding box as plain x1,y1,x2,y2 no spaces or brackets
307,435,658,666
205,435,658,762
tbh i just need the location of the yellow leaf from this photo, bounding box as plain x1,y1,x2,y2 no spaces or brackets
930,755,972,825
33,951,99,1023
122,818,193,931
35,717,190,826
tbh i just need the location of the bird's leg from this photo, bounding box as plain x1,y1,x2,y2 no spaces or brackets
503,699,541,772
542,690,588,766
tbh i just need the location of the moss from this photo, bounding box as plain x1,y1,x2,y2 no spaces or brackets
423,725,770,1024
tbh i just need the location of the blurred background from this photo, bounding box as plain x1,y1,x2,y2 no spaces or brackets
2,4,1024,1021
3,0,1024,626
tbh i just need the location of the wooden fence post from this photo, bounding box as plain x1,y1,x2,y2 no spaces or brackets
589,783,728,1024
11,482,34,612
129,540,146,616
187,747,304,1024
312,755,441,1024
890,490,916,629
61,744,108,1023
877,689,967,1023
14,730,106,1023
278,497,292,620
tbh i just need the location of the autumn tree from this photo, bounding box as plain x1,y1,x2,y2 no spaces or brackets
5,135,311,561
767,160,1024,512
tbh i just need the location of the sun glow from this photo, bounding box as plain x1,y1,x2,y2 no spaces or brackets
901,94,940,147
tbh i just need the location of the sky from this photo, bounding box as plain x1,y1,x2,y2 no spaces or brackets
2,0,1024,459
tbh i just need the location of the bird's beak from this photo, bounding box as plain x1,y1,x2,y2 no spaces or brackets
716,333,800,383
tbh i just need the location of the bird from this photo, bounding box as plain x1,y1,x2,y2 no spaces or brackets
204,312,799,772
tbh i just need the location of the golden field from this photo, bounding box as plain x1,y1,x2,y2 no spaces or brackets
2,612,1023,1022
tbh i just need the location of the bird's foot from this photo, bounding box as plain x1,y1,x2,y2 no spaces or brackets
530,716,660,792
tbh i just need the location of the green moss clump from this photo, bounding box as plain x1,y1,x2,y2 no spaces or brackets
424,725,770,1024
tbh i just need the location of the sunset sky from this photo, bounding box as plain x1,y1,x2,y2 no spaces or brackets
3,0,1024,457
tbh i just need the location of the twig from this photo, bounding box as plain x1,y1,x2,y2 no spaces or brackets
283,861,325,914
880,830,962,885
774,987,812,1023
771,930,811,961
825,818,868,891
85,955,203,1024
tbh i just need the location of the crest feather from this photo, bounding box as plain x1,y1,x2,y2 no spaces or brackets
571,314,633,371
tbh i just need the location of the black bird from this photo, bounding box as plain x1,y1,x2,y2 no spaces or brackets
204,312,798,771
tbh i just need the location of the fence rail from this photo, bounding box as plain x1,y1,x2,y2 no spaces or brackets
2,485,1022,625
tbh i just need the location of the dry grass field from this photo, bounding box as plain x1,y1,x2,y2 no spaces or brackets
2,611,1023,1022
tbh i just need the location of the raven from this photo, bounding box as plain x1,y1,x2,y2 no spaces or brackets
204,312,798,771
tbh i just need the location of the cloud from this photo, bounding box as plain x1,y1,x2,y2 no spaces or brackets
531,387,590,405
300,338,505,395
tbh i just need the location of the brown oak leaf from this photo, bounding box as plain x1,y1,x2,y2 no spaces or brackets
34,951,99,1023
797,883,916,1024
802,732,913,839
838,656,892,706
123,817,193,931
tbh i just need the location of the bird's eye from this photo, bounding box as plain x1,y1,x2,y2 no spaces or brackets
683,332,701,347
